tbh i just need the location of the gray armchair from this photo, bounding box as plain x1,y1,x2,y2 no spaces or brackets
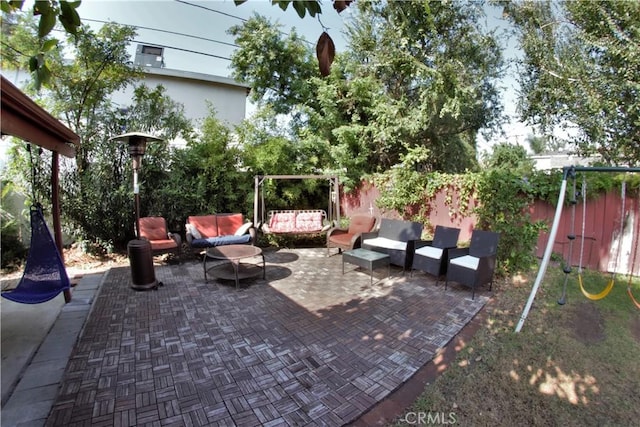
445,230,500,299
412,225,461,284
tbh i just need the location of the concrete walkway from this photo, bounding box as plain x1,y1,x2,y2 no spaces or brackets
1,273,104,426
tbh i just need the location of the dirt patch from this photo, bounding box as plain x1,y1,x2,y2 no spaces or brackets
1,247,129,291
567,301,606,344
630,315,640,345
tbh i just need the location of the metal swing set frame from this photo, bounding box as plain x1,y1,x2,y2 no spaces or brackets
516,165,640,333
253,175,341,235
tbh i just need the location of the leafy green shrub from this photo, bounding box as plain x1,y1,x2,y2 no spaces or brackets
474,170,547,275
1,220,26,270
1,185,27,269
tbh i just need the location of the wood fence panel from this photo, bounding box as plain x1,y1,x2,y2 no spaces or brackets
530,192,639,276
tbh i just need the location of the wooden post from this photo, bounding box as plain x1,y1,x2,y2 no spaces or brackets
51,152,71,303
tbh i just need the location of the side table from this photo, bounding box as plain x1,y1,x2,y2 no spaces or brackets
343,248,390,285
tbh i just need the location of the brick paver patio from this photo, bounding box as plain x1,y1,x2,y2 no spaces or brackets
45,248,488,426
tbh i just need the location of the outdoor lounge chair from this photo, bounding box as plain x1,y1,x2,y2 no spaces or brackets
445,230,500,299
139,216,182,258
411,225,460,284
326,214,378,255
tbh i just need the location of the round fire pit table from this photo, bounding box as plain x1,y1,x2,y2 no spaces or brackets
204,245,265,289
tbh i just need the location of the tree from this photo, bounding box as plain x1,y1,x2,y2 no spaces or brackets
311,0,506,177
165,108,250,219
501,0,640,166
483,142,535,176
228,14,317,115
1,0,82,88
527,134,547,155
3,17,194,250
229,1,506,186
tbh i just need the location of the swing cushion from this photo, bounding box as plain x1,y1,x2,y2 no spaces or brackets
295,211,324,232
268,210,326,233
269,212,296,233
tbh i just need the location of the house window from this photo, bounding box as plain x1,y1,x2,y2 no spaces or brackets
141,45,163,56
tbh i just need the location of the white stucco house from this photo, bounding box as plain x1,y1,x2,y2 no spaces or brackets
3,44,250,131
531,152,598,171
110,44,250,129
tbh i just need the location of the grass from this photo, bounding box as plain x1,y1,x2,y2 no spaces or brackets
395,266,640,426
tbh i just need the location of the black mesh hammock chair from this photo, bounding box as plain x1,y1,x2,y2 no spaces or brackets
2,204,70,304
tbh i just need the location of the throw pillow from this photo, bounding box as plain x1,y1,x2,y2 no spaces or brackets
234,222,254,236
186,223,202,239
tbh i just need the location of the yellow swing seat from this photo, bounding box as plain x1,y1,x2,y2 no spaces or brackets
578,274,614,301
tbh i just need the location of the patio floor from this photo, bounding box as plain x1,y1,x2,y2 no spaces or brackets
41,247,488,426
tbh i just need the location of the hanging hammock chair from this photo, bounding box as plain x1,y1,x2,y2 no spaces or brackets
2,204,70,304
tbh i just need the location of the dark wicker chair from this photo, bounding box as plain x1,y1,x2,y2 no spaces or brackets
139,216,182,259
411,225,460,284
445,230,500,299
326,214,378,256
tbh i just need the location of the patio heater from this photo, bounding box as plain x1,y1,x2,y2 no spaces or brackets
110,132,163,290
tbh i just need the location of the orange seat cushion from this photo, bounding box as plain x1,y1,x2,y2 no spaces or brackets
329,233,353,246
139,217,168,241
149,239,178,251
348,215,376,234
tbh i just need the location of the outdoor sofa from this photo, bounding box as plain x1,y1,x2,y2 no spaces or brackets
185,213,255,251
361,218,423,272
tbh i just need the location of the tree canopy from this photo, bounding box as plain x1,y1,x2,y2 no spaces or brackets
229,1,506,187
502,0,640,166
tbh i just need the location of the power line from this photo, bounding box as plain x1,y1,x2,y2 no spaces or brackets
174,0,315,47
83,17,239,48
174,0,248,22
133,40,232,61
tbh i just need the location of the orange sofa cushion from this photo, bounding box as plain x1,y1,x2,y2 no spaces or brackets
216,213,244,235
188,215,218,238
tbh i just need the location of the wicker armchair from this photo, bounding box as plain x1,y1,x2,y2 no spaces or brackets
445,230,500,299
411,225,460,284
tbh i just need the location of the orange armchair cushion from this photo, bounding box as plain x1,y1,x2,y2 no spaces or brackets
149,239,178,251
139,217,168,241
348,215,376,234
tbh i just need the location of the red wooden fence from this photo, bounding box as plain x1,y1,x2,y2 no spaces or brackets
530,191,640,276
341,183,640,276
